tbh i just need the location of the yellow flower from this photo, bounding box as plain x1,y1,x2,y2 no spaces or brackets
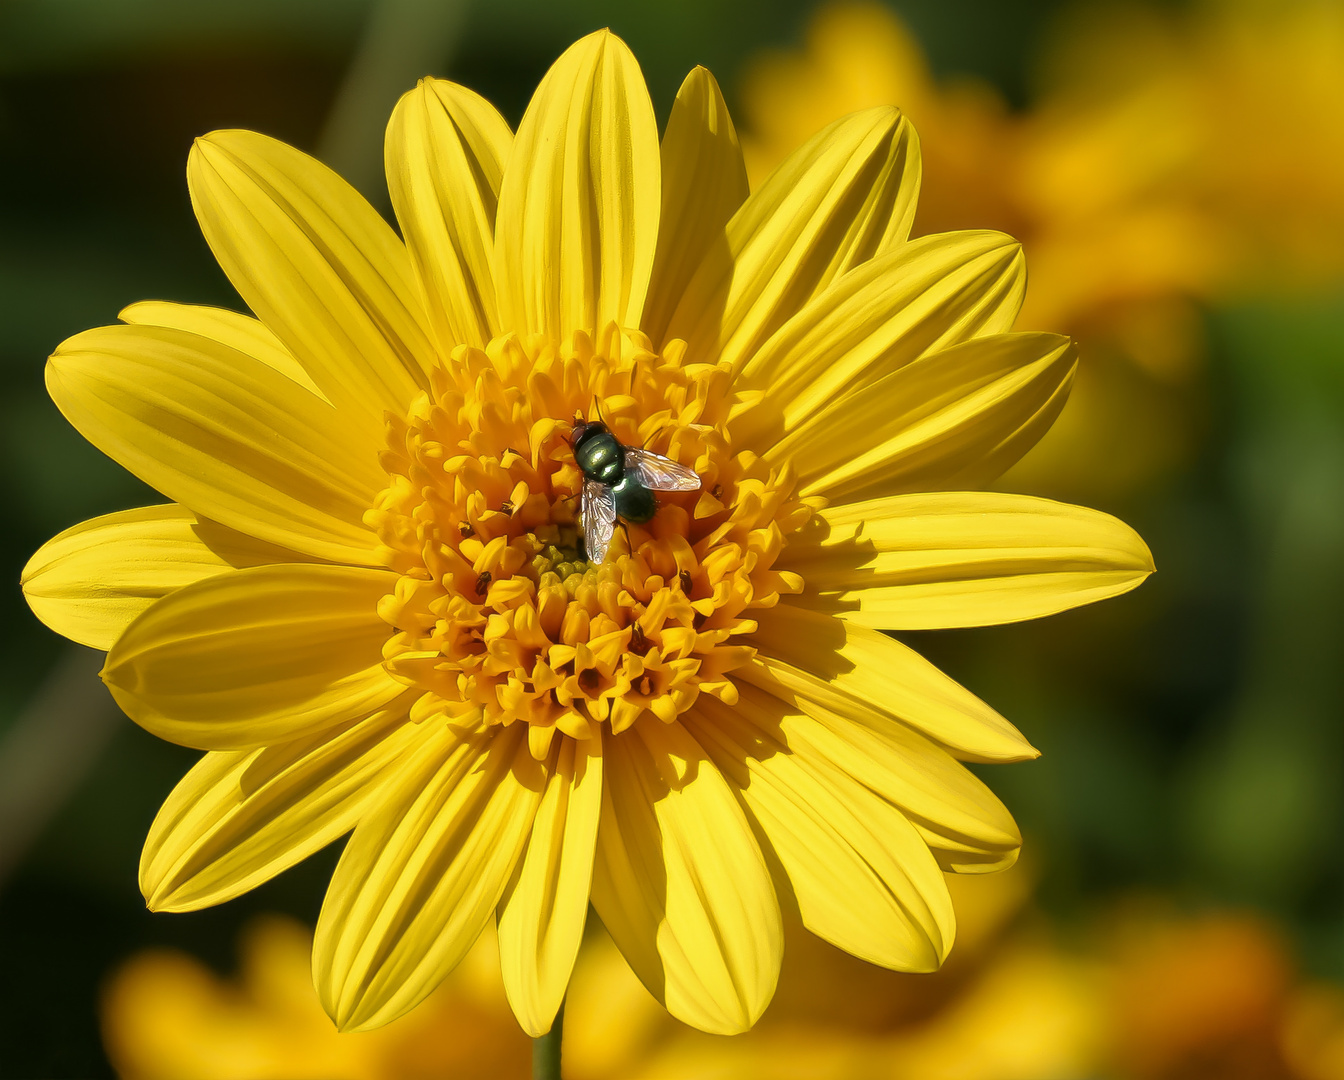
22,30,1151,1036
101,917,530,1080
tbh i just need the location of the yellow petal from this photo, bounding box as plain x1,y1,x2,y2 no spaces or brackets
687,690,955,970
772,332,1077,501
666,106,920,373
119,300,324,398
641,66,749,347
739,680,1020,875
786,492,1156,630
731,230,1026,449
386,78,512,352
314,722,542,1032
494,31,659,340
188,129,435,419
744,603,1036,763
497,736,603,1036
47,323,384,565
140,697,417,912
102,564,403,750
590,720,781,1035
22,504,303,652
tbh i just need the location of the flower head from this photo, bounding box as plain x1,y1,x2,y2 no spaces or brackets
23,30,1152,1037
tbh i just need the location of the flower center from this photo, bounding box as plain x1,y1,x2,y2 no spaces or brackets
368,326,811,759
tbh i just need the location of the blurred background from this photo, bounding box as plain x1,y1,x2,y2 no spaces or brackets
2,0,1343,1076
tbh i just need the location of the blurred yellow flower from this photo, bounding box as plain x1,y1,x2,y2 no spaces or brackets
101,870,1036,1080
1102,907,1299,1078
110,887,1344,1080
24,27,1151,1039
1282,984,1344,1080
102,918,529,1080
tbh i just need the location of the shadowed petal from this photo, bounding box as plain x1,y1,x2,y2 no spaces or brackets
725,679,1021,875
590,720,782,1035
687,690,956,970
745,604,1037,763
771,332,1077,501
730,230,1026,450
119,300,324,397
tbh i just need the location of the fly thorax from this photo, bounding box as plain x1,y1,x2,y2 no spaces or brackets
580,433,623,484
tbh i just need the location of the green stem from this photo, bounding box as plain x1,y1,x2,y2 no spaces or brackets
532,999,565,1080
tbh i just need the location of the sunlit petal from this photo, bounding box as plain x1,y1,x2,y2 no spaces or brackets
785,492,1155,629
102,564,403,750
141,698,417,912
667,106,921,373
494,30,660,338
497,736,603,1036
22,505,304,652
642,66,749,346
47,323,384,565
386,78,512,352
188,129,435,418
314,722,542,1032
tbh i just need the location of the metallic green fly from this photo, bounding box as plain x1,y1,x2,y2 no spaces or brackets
569,416,700,563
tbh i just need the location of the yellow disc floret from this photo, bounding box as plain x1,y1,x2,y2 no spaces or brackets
368,325,813,759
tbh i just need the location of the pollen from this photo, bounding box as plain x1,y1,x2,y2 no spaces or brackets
367,325,813,758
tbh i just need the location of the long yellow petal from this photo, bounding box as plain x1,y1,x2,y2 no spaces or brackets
687,690,955,970
386,78,512,353
666,106,920,373
140,697,417,912
745,604,1036,763
742,681,1020,874
497,736,603,1036
771,332,1077,501
590,720,782,1035
47,323,384,565
102,564,403,750
188,129,435,418
785,492,1155,630
118,300,324,397
731,231,1025,448
494,30,660,339
641,66,749,347
22,505,303,652
314,722,542,1032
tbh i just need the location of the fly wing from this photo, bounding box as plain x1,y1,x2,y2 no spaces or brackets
624,447,701,492
580,480,617,563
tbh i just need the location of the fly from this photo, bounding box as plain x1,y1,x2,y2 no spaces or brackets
570,416,700,563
